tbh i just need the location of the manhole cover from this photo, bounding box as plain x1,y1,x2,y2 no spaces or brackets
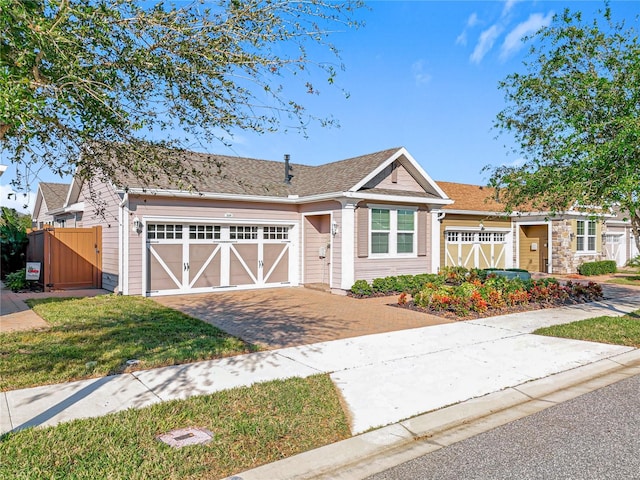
156,427,214,449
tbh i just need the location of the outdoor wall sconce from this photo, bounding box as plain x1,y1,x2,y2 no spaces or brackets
331,221,339,236
479,221,485,231
570,232,575,241
133,217,142,233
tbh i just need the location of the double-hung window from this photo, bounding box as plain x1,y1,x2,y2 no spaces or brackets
576,220,596,252
370,207,416,256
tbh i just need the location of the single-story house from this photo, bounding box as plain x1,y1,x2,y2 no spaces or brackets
31,182,72,228
49,147,454,295
602,209,639,267
34,147,638,295
436,181,621,274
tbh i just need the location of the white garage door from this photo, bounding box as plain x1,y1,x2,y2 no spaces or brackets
445,230,508,269
146,223,291,296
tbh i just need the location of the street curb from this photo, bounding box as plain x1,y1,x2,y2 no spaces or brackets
225,349,640,480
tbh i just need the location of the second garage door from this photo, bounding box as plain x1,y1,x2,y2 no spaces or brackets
445,230,509,269
146,223,292,296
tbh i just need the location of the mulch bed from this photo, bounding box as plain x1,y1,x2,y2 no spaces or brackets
389,296,604,322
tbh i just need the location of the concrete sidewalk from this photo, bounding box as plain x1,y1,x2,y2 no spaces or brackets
2,295,639,439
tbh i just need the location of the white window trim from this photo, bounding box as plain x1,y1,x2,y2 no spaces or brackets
576,220,597,253
369,205,418,258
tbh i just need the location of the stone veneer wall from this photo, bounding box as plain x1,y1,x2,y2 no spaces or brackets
551,219,605,273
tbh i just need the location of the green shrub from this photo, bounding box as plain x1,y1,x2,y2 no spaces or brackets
578,260,617,276
626,256,640,268
5,268,28,292
350,279,372,296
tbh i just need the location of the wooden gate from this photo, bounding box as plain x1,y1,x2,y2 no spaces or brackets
27,227,102,291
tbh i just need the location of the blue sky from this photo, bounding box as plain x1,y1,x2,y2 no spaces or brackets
2,0,638,213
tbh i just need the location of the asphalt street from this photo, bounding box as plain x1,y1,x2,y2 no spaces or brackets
367,374,640,480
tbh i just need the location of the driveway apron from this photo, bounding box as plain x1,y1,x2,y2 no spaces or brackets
154,287,454,349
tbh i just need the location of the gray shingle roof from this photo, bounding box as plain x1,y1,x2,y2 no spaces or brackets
116,147,404,198
40,182,70,211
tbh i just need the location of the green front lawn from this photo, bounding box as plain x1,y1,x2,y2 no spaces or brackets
0,295,254,391
0,375,350,480
534,310,640,348
605,275,640,287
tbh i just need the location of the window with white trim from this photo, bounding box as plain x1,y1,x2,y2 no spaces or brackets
370,208,416,256
230,225,258,240
189,225,220,240
576,220,596,252
263,226,288,240
147,224,183,240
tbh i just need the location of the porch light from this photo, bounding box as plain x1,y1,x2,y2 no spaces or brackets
133,217,142,233
331,221,339,236
479,221,485,231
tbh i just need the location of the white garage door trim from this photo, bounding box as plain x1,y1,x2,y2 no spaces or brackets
444,228,510,269
142,217,298,296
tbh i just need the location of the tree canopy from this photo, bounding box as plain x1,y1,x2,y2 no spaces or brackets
487,6,640,252
0,0,362,190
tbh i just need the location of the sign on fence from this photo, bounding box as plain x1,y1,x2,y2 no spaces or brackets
25,262,41,280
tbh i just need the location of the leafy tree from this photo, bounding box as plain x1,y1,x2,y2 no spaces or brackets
1,0,362,189
0,207,30,276
487,6,640,252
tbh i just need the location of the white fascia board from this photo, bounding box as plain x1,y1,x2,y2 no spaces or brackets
345,191,453,206
349,147,451,201
444,226,512,232
32,188,44,220
63,202,84,213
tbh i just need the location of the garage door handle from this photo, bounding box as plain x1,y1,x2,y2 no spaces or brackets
258,260,264,268
184,263,189,271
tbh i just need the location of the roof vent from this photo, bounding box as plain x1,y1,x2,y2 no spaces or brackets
284,154,293,184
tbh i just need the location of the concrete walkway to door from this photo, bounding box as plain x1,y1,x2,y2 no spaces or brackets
155,287,454,349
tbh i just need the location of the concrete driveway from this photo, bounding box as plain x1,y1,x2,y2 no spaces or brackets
154,287,454,349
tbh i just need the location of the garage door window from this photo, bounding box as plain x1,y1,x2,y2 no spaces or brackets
148,224,183,240
230,225,258,240
264,226,288,240
189,225,220,240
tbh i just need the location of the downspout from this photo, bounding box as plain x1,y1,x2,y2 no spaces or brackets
118,192,129,295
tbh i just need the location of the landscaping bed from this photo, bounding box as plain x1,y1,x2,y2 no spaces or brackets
351,267,604,321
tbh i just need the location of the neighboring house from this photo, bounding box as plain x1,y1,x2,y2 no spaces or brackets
31,182,72,228
437,181,613,274
603,209,639,267
51,147,453,295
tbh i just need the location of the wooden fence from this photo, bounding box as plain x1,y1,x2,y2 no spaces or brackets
27,227,102,291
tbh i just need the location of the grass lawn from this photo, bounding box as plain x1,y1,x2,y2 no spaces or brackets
605,275,640,287
534,310,640,348
0,374,350,480
0,295,254,391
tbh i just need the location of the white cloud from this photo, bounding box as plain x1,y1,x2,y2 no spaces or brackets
500,12,554,60
502,157,526,168
456,12,479,46
411,60,432,86
470,24,502,64
0,184,36,214
502,0,518,18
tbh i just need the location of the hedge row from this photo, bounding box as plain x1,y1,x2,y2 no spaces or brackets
578,260,617,276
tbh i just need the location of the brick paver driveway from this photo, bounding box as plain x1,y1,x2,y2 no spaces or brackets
154,287,454,349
